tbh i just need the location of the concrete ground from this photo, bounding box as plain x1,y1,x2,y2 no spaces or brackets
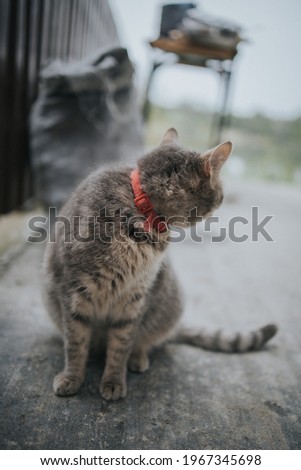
0,180,301,450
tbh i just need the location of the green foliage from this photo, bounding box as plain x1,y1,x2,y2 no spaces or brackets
145,104,301,184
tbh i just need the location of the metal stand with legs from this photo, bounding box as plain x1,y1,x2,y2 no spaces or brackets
143,37,239,146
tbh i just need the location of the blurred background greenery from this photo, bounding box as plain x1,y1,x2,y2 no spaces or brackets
110,0,301,186
145,104,301,184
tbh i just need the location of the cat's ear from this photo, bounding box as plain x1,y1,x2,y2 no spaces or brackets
202,141,232,180
160,128,179,146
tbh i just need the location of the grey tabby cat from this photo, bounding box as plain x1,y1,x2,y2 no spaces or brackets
43,128,277,401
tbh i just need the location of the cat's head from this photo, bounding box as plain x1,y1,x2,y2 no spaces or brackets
138,128,232,226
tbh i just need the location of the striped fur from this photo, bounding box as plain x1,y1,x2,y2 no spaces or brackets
170,324,278,353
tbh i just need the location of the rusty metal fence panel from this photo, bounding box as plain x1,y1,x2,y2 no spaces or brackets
0,0,119,214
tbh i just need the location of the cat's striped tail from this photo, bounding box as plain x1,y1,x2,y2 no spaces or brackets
170,324,278,353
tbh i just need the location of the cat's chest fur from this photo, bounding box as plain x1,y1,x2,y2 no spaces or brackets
69,235,166,322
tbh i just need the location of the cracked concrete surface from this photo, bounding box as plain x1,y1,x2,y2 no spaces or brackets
0,180,301,449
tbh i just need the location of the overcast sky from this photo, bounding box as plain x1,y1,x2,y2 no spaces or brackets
109,0,301,119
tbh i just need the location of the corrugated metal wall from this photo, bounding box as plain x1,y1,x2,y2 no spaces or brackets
0,0,119,214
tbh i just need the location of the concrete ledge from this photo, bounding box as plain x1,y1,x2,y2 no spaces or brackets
0,181,301,449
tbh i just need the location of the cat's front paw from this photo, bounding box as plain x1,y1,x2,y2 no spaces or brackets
53,371,83,396
99,380,127,401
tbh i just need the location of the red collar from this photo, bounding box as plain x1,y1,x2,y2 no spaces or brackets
130,169,167,233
